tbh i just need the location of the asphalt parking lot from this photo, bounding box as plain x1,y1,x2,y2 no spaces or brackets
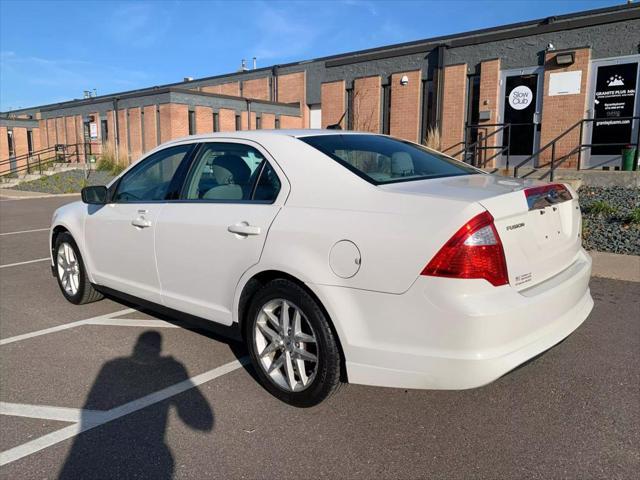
0,195,638,479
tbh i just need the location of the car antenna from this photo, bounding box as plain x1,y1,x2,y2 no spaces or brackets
326,109,347,130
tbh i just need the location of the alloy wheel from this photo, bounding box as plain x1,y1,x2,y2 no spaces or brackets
254,299,319,392
57,242,80,296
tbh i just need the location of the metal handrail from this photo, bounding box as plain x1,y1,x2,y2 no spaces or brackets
0,142,96,178
513,116,640,181
455,123,527,168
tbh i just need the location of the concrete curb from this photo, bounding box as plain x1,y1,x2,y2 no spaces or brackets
590,251,640,283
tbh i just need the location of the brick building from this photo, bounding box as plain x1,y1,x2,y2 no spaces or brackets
1,3,638,174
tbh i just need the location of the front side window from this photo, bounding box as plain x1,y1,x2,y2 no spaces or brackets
183,142,280,202
113,144,191,202
300,134,477,185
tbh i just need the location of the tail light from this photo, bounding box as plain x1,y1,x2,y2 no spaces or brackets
421,211,508,286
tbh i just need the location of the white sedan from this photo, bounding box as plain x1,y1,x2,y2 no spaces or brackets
50,131,593,406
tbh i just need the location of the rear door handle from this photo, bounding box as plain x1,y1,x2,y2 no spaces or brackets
228,223,261,236
131,217,152,228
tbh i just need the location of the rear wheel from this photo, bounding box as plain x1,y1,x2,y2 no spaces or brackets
246,279,341,407
54,232,103,305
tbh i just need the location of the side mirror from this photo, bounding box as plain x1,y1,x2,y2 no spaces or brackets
81,185,108,205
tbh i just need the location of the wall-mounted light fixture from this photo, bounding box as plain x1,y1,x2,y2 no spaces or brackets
555,52,575,66
546,42,555,52
400,75,409,86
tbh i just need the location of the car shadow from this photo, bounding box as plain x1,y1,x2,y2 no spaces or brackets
58,331,214,480
100,293,261,384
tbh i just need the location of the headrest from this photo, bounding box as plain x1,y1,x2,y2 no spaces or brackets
210,154,251,185
391,152,414,176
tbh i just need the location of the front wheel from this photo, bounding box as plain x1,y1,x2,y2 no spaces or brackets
246,279,342,407
54,232,103,305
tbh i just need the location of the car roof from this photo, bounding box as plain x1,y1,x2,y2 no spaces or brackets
163,129,381,146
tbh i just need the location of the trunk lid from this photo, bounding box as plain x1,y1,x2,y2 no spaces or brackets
380,174,582,290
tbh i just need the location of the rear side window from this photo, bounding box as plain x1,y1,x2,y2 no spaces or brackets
300,134,477,185
183,142,280,202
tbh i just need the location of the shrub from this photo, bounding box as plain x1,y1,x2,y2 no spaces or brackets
97,144,128,175
423,126,441,151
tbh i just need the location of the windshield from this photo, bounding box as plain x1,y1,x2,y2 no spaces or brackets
300,134,477,185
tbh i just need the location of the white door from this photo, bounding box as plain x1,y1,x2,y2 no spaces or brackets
310,105,322,129
155,141,287,325
84,144,193,303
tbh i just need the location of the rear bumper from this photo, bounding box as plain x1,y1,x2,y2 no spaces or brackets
313,249,593,390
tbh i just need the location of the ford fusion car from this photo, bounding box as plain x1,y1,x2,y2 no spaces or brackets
50,131,593,407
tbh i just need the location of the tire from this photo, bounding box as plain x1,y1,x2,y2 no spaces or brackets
245,278,341,407
54,232,103,305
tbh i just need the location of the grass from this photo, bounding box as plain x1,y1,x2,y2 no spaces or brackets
626,207,640,225
584,200,618,217
11,169,115,194
423,126,441,151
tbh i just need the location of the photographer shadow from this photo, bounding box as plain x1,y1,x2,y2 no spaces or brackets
58,331,213,480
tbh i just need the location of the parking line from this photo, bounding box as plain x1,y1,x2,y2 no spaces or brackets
0,308,136,346
0,258,50,269
0,402,95,423
0,228,49,237
0,357,250,466
85,318,180,328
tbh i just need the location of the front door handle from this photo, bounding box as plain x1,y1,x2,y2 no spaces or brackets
228,222,261,236
131,217,152,228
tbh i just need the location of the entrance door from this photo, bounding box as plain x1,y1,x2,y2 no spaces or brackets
499,68,543,167
585,56,640,168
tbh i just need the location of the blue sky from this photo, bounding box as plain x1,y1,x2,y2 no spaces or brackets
0,0,623,111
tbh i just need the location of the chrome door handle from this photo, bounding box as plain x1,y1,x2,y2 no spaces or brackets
228,223,261,236
131,217,152,228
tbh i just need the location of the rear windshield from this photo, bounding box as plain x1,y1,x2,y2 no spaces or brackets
300,134,477,185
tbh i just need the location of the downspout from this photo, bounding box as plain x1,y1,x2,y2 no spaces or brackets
246,98,252,130
112,97,120,160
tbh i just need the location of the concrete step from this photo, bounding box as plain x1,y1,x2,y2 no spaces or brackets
484,167,639,188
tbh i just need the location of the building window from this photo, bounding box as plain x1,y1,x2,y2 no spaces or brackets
7,130,14,157
235,114,241,131
275,117,280,129
421,80,435,142
466,74,481,146
256,116,262,129
188,109,196,135
213,112,219,132
27,130,34,154
101,119,108,144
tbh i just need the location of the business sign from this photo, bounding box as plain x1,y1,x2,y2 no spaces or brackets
508,85,533,110
592,62,638,155
548,71,582,96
